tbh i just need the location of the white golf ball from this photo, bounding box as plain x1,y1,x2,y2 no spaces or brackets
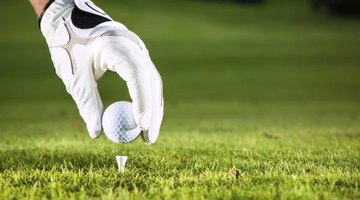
102,101,141,143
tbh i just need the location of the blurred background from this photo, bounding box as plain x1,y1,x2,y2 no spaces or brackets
0,0,359,129
0,1,359,198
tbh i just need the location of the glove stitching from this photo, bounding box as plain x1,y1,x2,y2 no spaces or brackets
51,18,96,74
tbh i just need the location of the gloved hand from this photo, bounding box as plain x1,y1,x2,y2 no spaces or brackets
39,0,163,144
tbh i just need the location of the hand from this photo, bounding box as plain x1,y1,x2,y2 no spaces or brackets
39,0,163,144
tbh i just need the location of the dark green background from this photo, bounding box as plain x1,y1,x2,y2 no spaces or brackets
1,0,359,105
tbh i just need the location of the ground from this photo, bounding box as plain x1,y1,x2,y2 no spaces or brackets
0,0,359,199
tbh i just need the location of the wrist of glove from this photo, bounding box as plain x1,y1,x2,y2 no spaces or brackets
39,0,164,144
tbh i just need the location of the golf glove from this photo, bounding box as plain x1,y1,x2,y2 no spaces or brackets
39,0,163,144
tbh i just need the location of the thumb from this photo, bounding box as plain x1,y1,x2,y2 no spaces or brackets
71,69,104,139
71,46,104,138
51,45,104,138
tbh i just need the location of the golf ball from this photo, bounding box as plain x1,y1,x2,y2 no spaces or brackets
102,101,141,143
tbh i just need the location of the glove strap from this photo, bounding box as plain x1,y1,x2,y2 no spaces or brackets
38,0,56,28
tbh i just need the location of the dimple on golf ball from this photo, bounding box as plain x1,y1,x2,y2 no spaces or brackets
102,101,141,143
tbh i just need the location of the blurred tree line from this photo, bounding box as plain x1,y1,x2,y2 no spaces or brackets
192,0,265,4
192,0,360,18
312,0,360,17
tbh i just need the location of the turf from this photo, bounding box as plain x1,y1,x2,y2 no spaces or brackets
0,0,360,199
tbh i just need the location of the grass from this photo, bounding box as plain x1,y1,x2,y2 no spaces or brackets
0,0,360,199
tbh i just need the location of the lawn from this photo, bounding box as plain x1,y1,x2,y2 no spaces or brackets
0,0,359,199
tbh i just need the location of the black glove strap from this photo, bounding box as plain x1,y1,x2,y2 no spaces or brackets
71,4,111,29
38,0,56,28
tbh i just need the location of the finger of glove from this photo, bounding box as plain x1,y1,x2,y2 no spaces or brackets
51,46,104,139
112,43,163,144
136,38,164,144
96,38,153,130
142,58,164,144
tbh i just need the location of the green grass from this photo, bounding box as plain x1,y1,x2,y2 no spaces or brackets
0,0,360,199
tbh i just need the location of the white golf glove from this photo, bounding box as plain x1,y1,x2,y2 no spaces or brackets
39,0,164,144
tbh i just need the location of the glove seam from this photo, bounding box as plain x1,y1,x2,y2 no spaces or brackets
38,0,56,28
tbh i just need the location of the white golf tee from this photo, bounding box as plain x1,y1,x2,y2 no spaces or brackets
116,156,128,173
